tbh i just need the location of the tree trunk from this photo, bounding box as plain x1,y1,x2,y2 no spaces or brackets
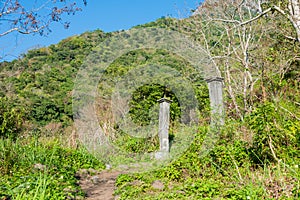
288,0,300,42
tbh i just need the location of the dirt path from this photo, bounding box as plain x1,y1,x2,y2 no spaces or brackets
77,163,153,199
77,169,122,200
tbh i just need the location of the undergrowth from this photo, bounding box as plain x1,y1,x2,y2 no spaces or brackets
113,115,300,200
0,138,105,200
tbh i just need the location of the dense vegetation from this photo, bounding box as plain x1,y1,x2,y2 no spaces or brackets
0,0,299,199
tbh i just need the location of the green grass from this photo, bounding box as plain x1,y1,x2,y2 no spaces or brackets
112,120,300,200
0,137,105,200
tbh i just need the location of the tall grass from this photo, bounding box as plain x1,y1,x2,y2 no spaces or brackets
0,137,105,199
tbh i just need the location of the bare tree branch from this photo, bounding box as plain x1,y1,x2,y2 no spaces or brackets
0,0,87,37
239,7,272,26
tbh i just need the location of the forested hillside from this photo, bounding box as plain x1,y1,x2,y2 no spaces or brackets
0,0,299,199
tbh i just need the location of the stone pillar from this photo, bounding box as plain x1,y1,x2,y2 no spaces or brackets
157,98,172,153
206,77,224,126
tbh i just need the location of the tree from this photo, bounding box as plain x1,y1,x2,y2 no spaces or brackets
181,0,265,120
193,0,300,43
181,0,300,120
0,0,87,37
265,0,300,42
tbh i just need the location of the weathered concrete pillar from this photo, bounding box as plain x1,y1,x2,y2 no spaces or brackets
157,97,172,152
206,77,225,126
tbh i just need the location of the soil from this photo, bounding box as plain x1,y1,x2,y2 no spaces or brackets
76,163,154,199
77,169,122,200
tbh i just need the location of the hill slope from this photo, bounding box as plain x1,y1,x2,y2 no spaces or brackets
0,4,299,199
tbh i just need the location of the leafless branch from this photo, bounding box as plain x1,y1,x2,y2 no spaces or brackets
0,0,87,37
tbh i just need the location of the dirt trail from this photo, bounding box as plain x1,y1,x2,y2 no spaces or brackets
77,163,152,199
78,170,122,200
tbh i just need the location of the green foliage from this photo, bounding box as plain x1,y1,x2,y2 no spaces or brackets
0,138,105,199
0,12,299,200
114,130,159,153
101,48,209,127
209,140,250,173
247,101,299,164
113,121,299,199
129,84,181,125
26,48,50,59
179,178,220,198
224,184,265,200
134,17,178,29
0,97,24,140
0,30,109,129
115,174,135,187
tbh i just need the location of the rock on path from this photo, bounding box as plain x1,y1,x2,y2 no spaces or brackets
77,169,122,200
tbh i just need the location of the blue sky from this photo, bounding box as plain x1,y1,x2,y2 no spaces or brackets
0,0,200,61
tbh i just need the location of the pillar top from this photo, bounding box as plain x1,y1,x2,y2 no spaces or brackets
157,97,172,104
205,77,224,83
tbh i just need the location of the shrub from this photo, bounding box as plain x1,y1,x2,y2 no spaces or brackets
0,97,24,140
247,102,299,164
